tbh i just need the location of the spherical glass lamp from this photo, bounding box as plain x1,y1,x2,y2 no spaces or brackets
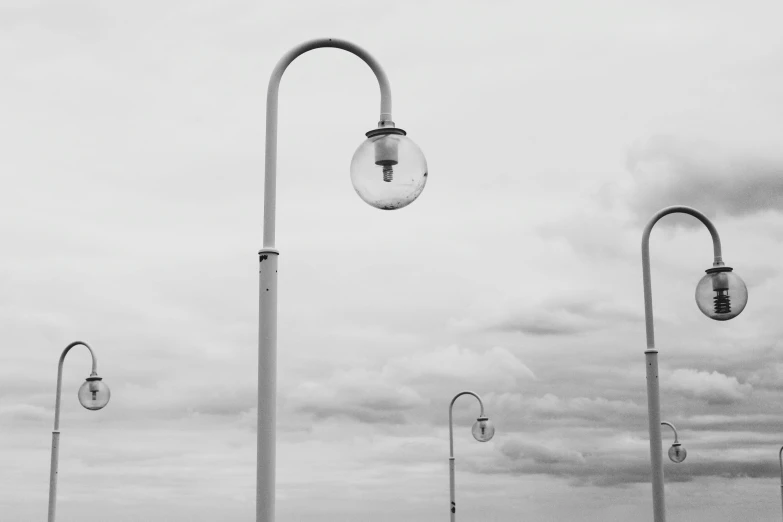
78,375,111,410
668,443,687,463
350,127,427,210
695,266,748,321
471,417,495,442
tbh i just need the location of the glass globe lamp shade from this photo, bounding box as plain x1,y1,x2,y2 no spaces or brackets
472,417,495,442
78,376,111,410
350,127,427,210
695,267,748,321
668,444,686,463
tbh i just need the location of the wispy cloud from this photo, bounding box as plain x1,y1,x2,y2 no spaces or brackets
488,297,642,336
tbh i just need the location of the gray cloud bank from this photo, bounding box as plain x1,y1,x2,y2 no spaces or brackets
477,436,781,487
626,136,783,223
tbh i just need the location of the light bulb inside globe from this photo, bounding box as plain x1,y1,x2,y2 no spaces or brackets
351,127,427,210
471,417,495,442
373,133,399,182
78,375,111,411
695,266,748,321
668,443,687,463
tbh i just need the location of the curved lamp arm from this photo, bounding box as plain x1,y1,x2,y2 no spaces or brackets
660,421,680,444
449,391,486,458
641,205,723,351
53,341,98,431
263,38,394,249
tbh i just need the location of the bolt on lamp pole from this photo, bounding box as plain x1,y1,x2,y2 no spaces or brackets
258,38,427,522
641,205,747,522
48,341,110,522
448,391,495,522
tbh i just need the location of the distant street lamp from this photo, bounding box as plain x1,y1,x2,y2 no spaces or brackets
257,38,427,522
661,421,686,463
641,205,747,522
778,446,783,520
47,341,110,522
448,391,495,522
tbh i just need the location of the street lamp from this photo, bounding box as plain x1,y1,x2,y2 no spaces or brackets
778,446,783,520
47,341,110,522
448,391,495,522
257,38,427,522
661,421,686,463
641,205,747,522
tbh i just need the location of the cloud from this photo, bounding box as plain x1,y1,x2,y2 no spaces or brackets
538,211,633,260
478,432,779,487
289,368,426,424
489,298,641,336
526,393,645,422
0,403,50,422
625,136,783,222
686,414,782,431
665,368,752,405
501,438,586,465
392,345,536,388
288,346,535,424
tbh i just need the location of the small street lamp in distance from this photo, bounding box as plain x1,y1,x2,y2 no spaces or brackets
661,421,686,464
448,391,495,522
778,446,783,520
48,341,110,522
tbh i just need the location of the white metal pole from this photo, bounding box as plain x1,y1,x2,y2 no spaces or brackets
641,206,722,522
257,249,278,522
449,457,456,522
47,431,60,522
643,350,665,521
448,391,485,521
258,38,394,522
48,341,97,522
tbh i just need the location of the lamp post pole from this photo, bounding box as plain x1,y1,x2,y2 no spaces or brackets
641,205,724,522
47,341,105,522
257,38,399,522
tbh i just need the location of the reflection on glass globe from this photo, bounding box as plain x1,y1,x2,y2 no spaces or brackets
472,417,495,442
668,444,686,463
350,127,427,210
78,376,110,410
695,267,748,321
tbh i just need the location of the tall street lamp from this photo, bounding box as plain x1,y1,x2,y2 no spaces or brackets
257,38,428,522
47,341,111,522
641,205,748,522
448,391,495,522
661,421,686,463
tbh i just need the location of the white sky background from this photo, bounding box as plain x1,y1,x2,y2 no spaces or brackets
1,0,783,520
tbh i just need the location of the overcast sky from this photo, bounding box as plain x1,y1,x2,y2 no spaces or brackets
2,1,783,521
